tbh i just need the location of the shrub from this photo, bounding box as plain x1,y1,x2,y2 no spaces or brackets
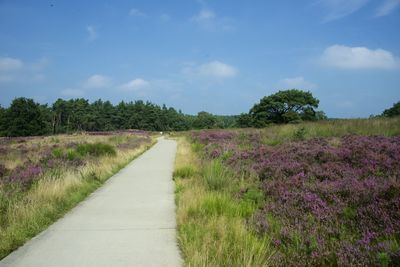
76,143,116,157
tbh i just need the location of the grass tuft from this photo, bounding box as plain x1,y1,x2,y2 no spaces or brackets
76,143,116,157
173,165,196,179
203,160,230,191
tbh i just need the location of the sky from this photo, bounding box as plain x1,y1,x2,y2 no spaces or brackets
0,0,399,118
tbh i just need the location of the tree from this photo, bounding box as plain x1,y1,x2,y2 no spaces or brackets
237,113,253,128
382,101,400,117
193,111,217,129
250,89,321,126
0,105,5,135
2,97,48,136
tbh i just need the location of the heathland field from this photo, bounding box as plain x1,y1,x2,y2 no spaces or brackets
174,117,400,266
0,131,154,259
1,117,399,266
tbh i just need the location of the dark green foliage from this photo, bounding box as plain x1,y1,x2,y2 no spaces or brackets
193,111,218,129
0,91,327,136
249,89,323,126
2,98,48,137
76,143,116,157
1,98,195,136
382,101,400,117
0,105,5,135
237,113,253,128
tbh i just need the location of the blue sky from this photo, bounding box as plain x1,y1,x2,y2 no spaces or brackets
0,0,399,117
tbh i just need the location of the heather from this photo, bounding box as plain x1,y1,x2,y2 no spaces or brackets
189,119,400,266
0,131,153,259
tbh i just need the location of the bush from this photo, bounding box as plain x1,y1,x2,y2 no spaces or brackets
76,143,116,157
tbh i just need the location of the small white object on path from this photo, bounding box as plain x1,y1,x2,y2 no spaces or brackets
0,137,182,267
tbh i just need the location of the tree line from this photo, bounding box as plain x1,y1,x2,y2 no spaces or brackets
1,89,398,137
0,98,238,136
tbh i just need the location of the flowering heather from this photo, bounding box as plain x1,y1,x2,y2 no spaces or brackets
192,130,400,266
0,133,152,191
6,165,43,189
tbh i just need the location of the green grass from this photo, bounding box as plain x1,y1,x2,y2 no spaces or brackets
76,143,116,157
173,165,197,179
259,117,400,145
174,137,274,266
203,160,230,191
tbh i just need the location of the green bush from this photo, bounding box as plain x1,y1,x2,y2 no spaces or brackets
76,143,116,157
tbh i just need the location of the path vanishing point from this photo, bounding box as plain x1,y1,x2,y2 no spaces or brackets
0,137,182,267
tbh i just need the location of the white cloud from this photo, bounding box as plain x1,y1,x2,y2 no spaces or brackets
278,76,317,90
83,74,112,89
320,45,399,69
86,26,97,41
317,0,369,21
0,57,48,83
129,8,146,17
191,9,233,31
375,0,400,17
183,60,238,78
61,89,85,97
120,78,150,91
198,61,238,77
0,57,23,71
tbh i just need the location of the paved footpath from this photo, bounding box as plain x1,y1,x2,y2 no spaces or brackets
0,137,182,267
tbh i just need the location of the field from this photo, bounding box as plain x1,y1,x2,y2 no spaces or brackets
174,117,400,266
0,131,154,259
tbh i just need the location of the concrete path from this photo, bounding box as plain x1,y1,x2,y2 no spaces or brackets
0,138,182,267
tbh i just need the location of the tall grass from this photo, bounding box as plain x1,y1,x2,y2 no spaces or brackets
174,137,274,266
0,135,154,259
259,117,400,145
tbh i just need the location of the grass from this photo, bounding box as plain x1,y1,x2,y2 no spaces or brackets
203,160,230,191
76,143,116,157
174,137,274,266
0,133,155,259
258,117,400,145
